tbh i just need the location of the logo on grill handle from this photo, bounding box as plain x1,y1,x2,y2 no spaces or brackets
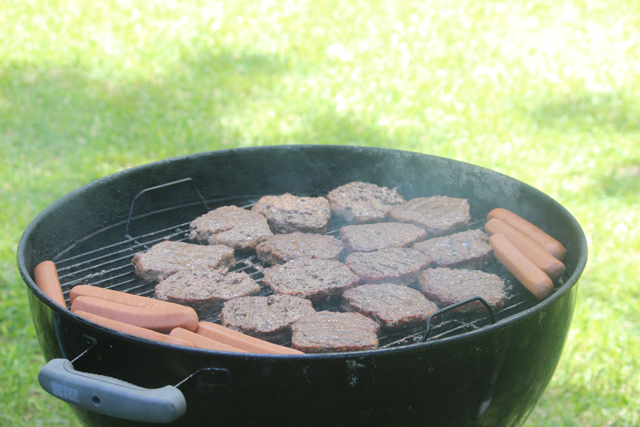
51,381,80,403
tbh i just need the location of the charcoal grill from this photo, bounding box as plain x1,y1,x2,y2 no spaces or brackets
19,145,587,427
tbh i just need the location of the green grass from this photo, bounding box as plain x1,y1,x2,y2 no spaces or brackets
1,0,639,425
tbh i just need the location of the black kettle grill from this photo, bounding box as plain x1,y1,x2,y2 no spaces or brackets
18,145,587,426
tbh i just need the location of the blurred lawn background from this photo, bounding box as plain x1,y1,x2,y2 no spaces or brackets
1,0,639,425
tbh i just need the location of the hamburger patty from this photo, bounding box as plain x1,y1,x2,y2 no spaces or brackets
251,193,332,234
262,257,360,303
291,311,380,353
342,283,439,330
339,222,428,253
413,229,493,269
221,295,315,343
189,205,273,251
326,181,406,224
388,196,471,237
155,269,261,317
132,240,236,282
419,268,507,314
344,247,431,286
256,232,346,265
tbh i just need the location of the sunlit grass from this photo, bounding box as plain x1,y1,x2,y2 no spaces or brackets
2,1,639,426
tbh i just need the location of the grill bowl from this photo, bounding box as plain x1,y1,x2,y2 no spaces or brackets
19,145,587,427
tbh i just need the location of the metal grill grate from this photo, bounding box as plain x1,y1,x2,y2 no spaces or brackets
52,181,549,349
55,211,268,316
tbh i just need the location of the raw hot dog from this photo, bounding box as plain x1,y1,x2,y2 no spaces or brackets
197,321,304,355
74,310,194,347
169,328,248,353
71,295,197,333
33,261,67,308
487,208,566,261
69,285,199,331
489,234,554,300
485,218,565,279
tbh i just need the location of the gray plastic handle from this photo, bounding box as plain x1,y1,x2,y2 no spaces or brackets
38,358,187,423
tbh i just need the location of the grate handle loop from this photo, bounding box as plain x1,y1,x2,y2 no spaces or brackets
124,178,209,239
421,297,496,342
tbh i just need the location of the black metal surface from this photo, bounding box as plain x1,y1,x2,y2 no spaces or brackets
18,145,588,427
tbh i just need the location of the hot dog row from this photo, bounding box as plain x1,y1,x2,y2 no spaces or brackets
32,264,302,355
484,208,566,301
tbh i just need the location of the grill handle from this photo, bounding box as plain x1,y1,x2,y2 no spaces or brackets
38,358,186,423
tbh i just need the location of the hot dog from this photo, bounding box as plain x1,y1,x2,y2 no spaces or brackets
69,285,199,331
487,208,566,261
169,328,248,353
489,234,554,300
33,261,67,308
485,218,565,280
71,295,197,333
196,321,304,355
74,310,194,347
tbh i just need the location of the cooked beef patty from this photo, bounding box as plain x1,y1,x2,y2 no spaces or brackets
256,232,345,265
339,222,428,253
132,241,236,282
251,193,332,234
413,229,493,269
388,196,471,237
221,295,315,343
291,311,380,353
262,257,360,303
419,268,507,314
344,247,430,286
342,283,439,330
326,181,406,224
189,205,273,251
155,269,261,316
